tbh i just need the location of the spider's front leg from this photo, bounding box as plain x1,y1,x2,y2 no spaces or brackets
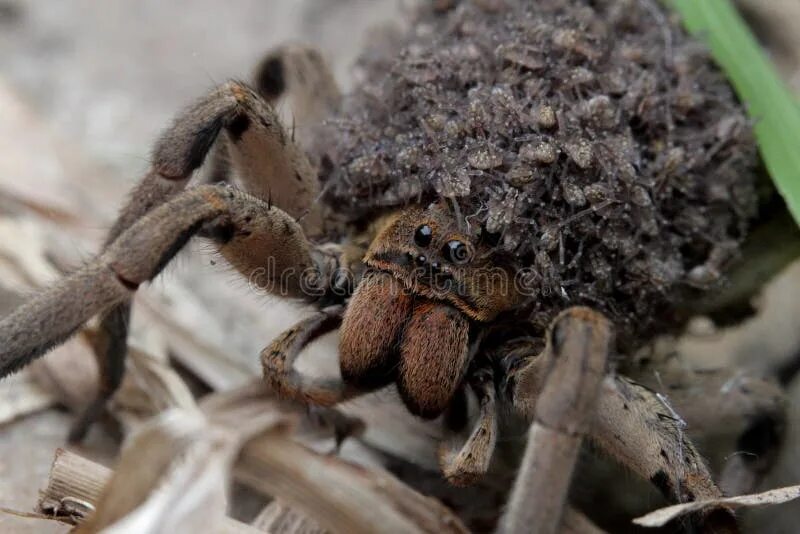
438,366,498,487
501,307,611,534
507,316,740,533
0,184,334,426
631,361,787,496
2,76,325,440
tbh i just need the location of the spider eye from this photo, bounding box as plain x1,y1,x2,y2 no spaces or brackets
414,224,433,247
443,240,472,265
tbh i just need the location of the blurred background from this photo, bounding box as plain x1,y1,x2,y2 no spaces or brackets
0,1,799,532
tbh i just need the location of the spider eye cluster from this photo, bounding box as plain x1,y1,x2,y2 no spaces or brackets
413,224,472,265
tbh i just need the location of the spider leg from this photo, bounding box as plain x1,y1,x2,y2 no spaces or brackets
635,366,787,495
502,307,611,534
68,302,130,442
261,305,367,406
438,366,498,487
209,45,340,212
506,316,740,531
77,83,257,438
588,376,739,531
71,80,318,440
204,82,322,228
0,184,329,434
253,44,341,131
107,80,315,241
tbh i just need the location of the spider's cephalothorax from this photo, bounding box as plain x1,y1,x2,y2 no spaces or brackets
0,1,792,532
339,202,520,418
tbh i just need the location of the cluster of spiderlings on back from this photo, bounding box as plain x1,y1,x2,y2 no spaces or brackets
315,0,758,347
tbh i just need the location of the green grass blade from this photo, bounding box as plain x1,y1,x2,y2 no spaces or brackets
670,0,800,225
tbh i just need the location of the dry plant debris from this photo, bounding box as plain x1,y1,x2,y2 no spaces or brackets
30,385,469,534
634,484,800,528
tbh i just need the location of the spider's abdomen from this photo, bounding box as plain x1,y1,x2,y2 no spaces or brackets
317,0,758,346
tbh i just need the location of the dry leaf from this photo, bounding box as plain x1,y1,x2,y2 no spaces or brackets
28,334,100,413
79,409,225,532
252,500,326,534
36,448,261,534
633,485,800,527
236,431,468,534
198,382,467,534
0,370,56,425
0,217,62,290
76,407,284,533
0,79,118,223
111,347,197,434
95,432,230,533
136,294,255,391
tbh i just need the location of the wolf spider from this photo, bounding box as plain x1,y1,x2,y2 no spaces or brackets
0,44,788,533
